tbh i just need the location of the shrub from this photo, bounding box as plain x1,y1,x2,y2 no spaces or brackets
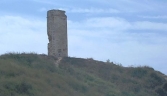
150,73,163,85
131,68,147,78
163,83,167,91
3,81,33,95
68,81,88,93
15,81,33,94
155,88,167,96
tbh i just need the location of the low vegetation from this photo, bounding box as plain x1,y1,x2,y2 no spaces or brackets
0,53,167,96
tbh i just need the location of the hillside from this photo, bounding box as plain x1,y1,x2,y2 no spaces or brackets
0,53,167,96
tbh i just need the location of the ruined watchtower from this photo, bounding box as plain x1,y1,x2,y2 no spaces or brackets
47,9,68,57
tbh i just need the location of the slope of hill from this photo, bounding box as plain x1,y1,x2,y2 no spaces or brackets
0,53,167,96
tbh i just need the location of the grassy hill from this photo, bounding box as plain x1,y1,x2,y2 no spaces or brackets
0,53,167,96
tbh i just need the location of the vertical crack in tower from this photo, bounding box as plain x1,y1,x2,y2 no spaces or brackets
47,9,68,57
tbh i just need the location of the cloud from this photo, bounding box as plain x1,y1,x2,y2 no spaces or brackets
69,8,120,13
32,0,54,5
132,21,167,31
0,15,47,54
1,15,166,74
139,15,167,19
68,16,167,74
39,7,47,12
68,17,130,31
88,0,167,13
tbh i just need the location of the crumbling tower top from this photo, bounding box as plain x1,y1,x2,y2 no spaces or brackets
47,9,66,17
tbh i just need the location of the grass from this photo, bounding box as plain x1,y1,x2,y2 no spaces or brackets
0,53,167,96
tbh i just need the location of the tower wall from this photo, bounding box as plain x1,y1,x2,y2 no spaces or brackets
47,9,68,57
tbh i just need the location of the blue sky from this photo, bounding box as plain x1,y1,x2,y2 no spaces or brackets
0,0,167,75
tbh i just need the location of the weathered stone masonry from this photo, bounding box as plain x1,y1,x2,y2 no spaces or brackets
47,9,68,57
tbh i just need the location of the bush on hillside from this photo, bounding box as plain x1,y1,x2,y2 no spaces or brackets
163,83,167,91
131,67,147,78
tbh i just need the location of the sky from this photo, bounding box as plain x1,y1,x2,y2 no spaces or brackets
0,0,167,75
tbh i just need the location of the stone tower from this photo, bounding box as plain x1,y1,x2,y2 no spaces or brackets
47,9,68,57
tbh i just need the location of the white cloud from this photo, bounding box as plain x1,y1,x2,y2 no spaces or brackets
0,13,167,74
132,21,167,31
92,0,167,13
32,0,54,5
139,15,167,19
39,7,47,12
68,17,167,75
68,17,130,31
70,8,120,13
0,15,47,54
